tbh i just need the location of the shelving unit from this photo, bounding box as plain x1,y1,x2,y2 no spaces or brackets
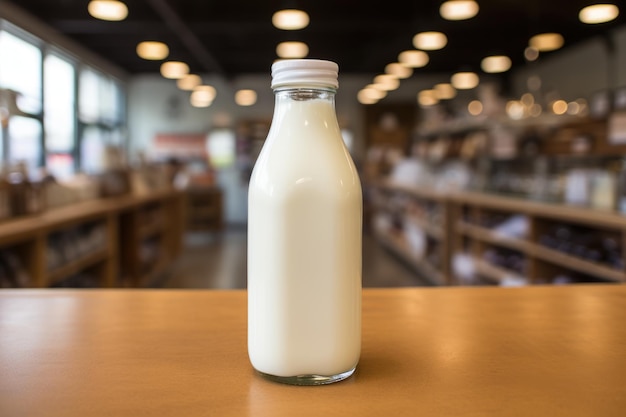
118,190,185,288
185,187,223,232
0,189,185,288
368,180,451,285
449,191,626,285
367,182,626,286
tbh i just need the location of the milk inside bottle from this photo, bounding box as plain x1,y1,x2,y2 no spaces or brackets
247,59,362,385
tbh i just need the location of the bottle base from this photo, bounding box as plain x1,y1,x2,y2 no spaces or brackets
256,366,356,386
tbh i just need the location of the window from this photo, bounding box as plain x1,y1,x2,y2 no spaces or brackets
0,30,42,114
44,53,75,178
0,28,43,171
0,20,126,177
78,67,125,173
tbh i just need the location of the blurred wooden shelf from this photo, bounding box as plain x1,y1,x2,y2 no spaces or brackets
47,248,109,285
532,245,625,283
376,231,444,285
474,259,527,285
0,189,184,288
456,221,532,253
185,187,223,232
370,182,626,286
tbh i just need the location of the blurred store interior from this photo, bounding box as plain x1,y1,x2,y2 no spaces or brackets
0,0,625,289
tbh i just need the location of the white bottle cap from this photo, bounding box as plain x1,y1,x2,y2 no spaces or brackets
271,59,339,90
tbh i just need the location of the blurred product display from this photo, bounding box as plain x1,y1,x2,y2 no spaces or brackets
363,72,626,287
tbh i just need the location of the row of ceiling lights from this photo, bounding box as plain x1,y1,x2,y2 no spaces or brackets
358,1,620,106
85,2,329,107
86,1,261,107
86,1,620,110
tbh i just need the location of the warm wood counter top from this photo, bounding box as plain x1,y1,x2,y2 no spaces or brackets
1,286,625,416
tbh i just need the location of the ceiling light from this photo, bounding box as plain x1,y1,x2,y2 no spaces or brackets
177,74,202,91
529,33,564,52
451,72,479,89
362,86,387,100
193,85,217,102
235,89,257,106
359,88,385,101
440,1,479,20
190,87,215,107
160,61,189,79
136,41,169,60
357,90,378,105
434,83,457,100
413,31,448,50
481,55,512,73
579,4,619,24
272,9,310,30
373,74,400,91
418,90,439,107
551,100,568,115
87,0,128,21
190,92,213,108
398,50,429,68
385,63,413,79
468,100,483,116
276,41,309,58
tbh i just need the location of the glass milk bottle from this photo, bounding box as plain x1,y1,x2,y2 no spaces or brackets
248,59,362,385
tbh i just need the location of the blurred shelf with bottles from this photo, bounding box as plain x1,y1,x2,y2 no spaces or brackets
364,74,626,286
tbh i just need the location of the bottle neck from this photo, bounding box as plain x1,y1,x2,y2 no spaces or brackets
272,87,336,104
269,87,341,141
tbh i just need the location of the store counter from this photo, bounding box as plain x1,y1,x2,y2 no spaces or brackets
1,286,625,416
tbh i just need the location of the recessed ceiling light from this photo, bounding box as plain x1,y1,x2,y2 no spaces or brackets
160,61,189,79
194,85,217,101
579,4,619,24
385,63,413,79
358,88,386,104
235,89,257,106
363,86,387,99
190,85,217,107
440,0,479,21
357,89,379,105
190,92,212,108
451,72,479,89
136,41,169,60
276,41,309,58
529,33,564,52
418,90,439,107
88,0,128,21
177,74,202,91
481,55,512,73
272,9,310,30
434,83,457,100
413,31,448,50
398,50,429,68
373,74,400,91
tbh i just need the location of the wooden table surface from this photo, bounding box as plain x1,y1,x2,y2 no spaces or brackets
1,286,625,416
